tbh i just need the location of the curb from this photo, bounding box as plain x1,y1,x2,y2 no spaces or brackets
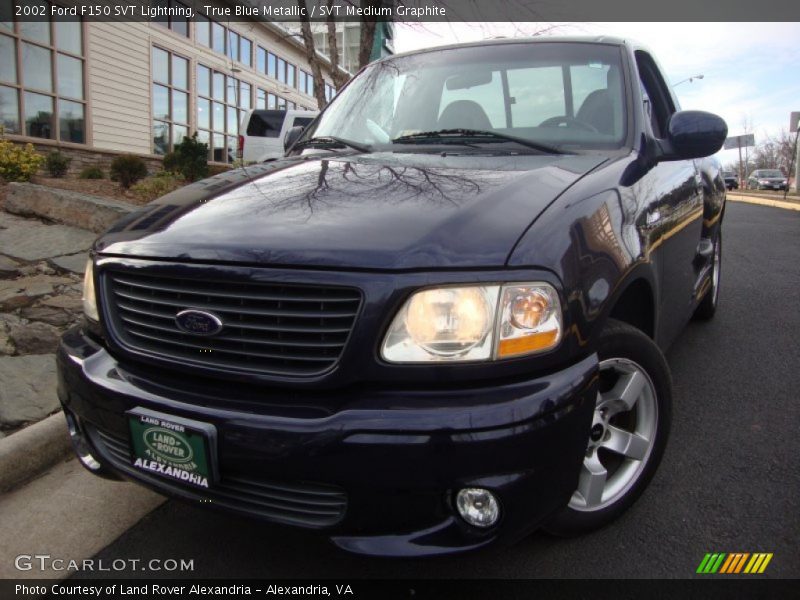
0,411,72,492
727,194,800,212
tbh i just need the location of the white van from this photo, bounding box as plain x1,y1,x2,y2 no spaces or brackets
238,109,319,163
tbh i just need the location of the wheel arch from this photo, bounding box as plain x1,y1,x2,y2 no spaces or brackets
605,273,657,340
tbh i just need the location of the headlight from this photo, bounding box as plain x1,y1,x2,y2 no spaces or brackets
82,259,99,321
759,179,769,184
381,283,562,363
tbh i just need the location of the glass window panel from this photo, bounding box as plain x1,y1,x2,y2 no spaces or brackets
152,47,169,85
55,20,82,55
240,82,250,109
298,71,306,95
197,97,210,129
227,31,239,61
240,37,251,66
257,47,266,74
196,129,211,159
286,64,295,88
153,84,169,120
227,136,236,163
172,3,189,37
267,93,276,109
57,54,83,99
58,98,84,143
277,58,286,83
19,10,49,45
152,0,169,28
226,105,237,134
197,65,210,97
23,91,53,138
212,71,224,100
212,22,225,54
172,89,187,124
0,34,16,84
307,74,314,95
173,124,187,146
267,53,276,78
212,132,225,162
226,76,238,105
22,43,51,92
196,16,210,47
276,96,286,110
212,101,224,131
0,85,19,133
171,54,188,90
153,120,169,155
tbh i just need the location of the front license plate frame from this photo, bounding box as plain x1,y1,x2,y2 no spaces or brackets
127,407,218,489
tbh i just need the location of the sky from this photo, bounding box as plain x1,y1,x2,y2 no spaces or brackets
393,22,800,169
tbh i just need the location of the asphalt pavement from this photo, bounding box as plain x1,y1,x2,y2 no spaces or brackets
75,201,799,579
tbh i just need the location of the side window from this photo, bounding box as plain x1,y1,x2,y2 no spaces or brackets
292,117,315,129
438,71,505,128
635,51,675,139
246,111,283,137
506,66,564,127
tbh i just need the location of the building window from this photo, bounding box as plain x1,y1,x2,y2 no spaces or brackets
151,46,189,155
298,70,314,97
286,63,295,88
276,57,286,84
197,18,251,68
256,46,266,73
152,0,189,38
240,37,252,67
0,5,86,142
267,52,277,79
325,83,335,102
197,63,249,163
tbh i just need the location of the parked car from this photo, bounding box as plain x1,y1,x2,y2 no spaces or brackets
747,169,788,191
238,109,318,163
722,171,738,190
59,37,727,557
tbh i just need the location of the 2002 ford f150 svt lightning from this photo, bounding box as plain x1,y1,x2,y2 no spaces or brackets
58,37,727,556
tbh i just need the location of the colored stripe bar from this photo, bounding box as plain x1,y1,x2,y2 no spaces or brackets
719,554,736,574
758,553,773,574
710,553,726,573
734,553,750,573
697,553,713,574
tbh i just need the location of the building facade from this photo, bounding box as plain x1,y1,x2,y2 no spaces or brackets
0,0,343,166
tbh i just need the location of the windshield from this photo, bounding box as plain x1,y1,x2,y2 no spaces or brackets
302,42,628,153
759,170,784,178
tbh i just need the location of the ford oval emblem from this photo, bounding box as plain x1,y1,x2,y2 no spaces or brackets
175,310,223,336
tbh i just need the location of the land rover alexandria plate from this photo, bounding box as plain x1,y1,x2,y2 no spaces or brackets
127,408,217,489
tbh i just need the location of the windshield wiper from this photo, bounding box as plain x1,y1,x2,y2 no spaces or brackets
293,136,372,153
392,129,562,154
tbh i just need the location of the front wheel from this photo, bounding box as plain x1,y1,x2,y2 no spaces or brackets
545,319,672,535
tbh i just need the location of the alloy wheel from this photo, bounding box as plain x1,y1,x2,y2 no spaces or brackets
569,358,658,512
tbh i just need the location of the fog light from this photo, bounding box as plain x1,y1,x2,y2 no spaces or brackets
65,413,102,471
455,488,500,528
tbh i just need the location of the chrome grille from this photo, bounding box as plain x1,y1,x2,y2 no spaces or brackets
103,270,361,377
87,424,347,528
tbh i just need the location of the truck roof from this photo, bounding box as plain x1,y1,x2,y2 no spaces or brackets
385,35,632,62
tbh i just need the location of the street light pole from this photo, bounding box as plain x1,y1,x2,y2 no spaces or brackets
673,74,705,87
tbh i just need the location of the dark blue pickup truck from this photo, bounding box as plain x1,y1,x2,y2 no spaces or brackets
58,37,726,556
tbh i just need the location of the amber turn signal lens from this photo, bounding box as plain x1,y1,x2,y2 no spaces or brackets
497,330,559,358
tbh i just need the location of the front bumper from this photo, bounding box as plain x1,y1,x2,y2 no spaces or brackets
57,326,597,557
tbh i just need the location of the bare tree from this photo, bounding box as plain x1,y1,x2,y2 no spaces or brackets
297,0,329,109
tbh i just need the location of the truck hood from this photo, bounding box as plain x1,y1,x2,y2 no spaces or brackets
96,152,606,270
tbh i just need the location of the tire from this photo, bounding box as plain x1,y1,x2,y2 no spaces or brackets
545,319,672,536
693,230,721,321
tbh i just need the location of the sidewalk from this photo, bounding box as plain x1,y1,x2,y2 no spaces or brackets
0,455,165,580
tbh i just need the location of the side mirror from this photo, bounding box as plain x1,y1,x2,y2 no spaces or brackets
284,126,305,152
665,110,728,160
